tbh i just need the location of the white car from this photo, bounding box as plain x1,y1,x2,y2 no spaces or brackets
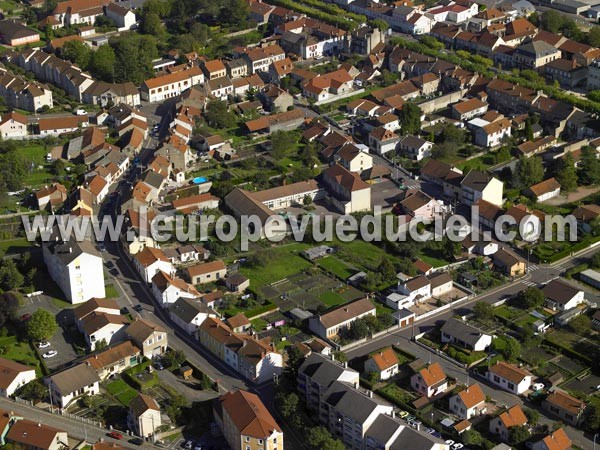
452,444,464,450
445,440,455,446
42,350,58,359
38,341,51,349
533,382,545,391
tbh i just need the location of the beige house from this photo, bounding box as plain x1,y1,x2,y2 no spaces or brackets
125,319,167,358
493,249,527,277
6,420,68,450
129,393,161,438
83,340,142,380
320,164,371,214
186,260,227,285
308,297,376,339
214,390,283,450
334,143,373,173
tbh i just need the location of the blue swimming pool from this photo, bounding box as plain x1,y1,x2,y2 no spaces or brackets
193,177,207,184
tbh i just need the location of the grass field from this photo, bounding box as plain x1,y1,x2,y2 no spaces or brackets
335,239,397,271
0,238,33,257
418,248,449,268
239,243,312,288
319,290,348,307
105,284,119,298
21,144,57,189
106,379,138,406
0,336,43,376
318,256,355,280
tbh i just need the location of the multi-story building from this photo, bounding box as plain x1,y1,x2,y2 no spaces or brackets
214,390,283,450
125,319,168,358
140,67,204,103
42,232,105,304
128,394,162,439
46,362,101,408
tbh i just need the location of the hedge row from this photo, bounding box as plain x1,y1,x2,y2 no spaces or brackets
265,0,360,30
245,301,277,319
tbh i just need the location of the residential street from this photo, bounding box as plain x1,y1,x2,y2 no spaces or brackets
345,245,600,450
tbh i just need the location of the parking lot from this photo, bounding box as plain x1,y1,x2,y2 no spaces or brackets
19,293,79,370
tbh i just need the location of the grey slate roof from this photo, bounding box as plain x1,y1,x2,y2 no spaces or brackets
324,380,389,424
441,317,489,347
298,353,357,388
170,297,212,323
365,413,401,446
391,426,445,450
48,362,100,394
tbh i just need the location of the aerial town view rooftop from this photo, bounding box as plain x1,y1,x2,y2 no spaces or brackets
1,0,600,448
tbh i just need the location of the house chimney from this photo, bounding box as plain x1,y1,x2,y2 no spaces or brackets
368,390,373,398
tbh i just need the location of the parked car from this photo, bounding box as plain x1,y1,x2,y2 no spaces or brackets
38,341,51,349
134,304,143,312
183,440,193,449
129,438,144,445
20,313,31,322
452,444,464,450
153,360,164,370
533,382,545,391
107,431,123,440
120,307,130,315
43,350,58,358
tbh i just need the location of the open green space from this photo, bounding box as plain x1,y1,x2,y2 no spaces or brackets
0,238,33,257
418,248,449,268
238,243,312,288
104,284,119,298
106,378,139,406
335,239,398,272
319,291,348,307
0,336,43,376
317,256,355,280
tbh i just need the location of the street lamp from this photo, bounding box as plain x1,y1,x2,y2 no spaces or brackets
594,433,598,450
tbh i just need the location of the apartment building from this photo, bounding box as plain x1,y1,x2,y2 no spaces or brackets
141,67,205,102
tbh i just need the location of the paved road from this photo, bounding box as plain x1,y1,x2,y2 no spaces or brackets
0,397,156,449
345,245,600,449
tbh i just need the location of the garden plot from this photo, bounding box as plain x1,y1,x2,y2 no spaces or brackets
563,371,600,395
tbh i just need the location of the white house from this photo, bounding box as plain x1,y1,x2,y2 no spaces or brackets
527,178,561,202
368,127,400,156
151,271,200,306
6,420,68,450
441,318,493,351
104,3,136,31
0,358,36,397
487,361,533,395
398,135,433,161
46,362,101,408
542,278,584,311
411,362,448,398
133,247,174,284
169,297,217,335
140,67,204,103
449,384,486,419
42,233,105,304
128,393,162,439
0,111,28,139
364,347,399,381
80,311,128,350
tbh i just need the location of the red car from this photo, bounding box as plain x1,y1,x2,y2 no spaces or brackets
20,314,31,322
107,431,123,440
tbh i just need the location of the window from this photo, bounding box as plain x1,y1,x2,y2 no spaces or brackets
258,439,263,445
245,437,250,442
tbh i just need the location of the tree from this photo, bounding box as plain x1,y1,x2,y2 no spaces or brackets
307,426,344,450
346,317,369,340
462,429,483,446
204,100,236,129
569,314,591,336
0,260,24,291
333,350,347,363
500,336,521,361
398,103,422,136
517,287,544,309
26,310,57,342
140,11,165,36
62,40,91,69
110,34,158,84
219,0,249,27
473,301,494,323
509,425,531,444
0,291,21,326
578,146,600,186
94,339,108,351
368,19,389,32
589,26,600,47
524,407,540,426
162,349,186,368
286,345,305,375
541,10,564,33
275,392,298,418
524,119,534,141
52,159,66,176
16,379,47,401
377,257,396,282
556,154,578,192
89,44,116,82
440,124,465,144
514,156,544,189
271,131,297,159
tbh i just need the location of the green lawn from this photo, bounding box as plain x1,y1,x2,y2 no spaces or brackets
319,291,348,307
251,318,268,332
105,284,119,298
106,379,138,406
317,256,355,280
335,239,397,271
418,249,449,268
0,336,43,376
238,243,312,288
0,238,33,257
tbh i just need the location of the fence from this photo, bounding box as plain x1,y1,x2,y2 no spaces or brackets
13,397,103,428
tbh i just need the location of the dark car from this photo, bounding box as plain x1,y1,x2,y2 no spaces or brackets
105,261,114,269
120,307,130,315
134,304,143,312
109,268,119,276
129,438,144,445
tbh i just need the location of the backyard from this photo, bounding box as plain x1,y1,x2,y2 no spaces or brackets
0,336,44,376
